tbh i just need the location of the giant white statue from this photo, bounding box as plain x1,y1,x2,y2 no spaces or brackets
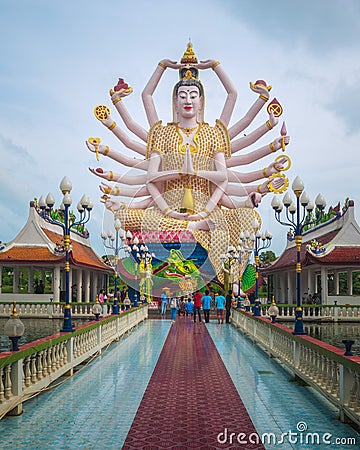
87,42,290,287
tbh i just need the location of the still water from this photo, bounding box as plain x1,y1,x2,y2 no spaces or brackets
305,322,360,356
0,318,359,355
0,318,90,352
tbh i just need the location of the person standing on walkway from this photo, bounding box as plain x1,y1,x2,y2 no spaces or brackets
98,289,105,314
169,296,177,322
193,290,202,323
201,289,212,323
161,288,168,316
215,292,226,324
120,286,128,311
185,297,194,317
225,289,233,324
177,296,185,316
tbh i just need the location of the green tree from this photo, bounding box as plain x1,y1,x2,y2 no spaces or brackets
259,251,277,266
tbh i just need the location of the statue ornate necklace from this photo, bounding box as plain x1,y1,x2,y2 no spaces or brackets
179,126,198,136
177,123,201,154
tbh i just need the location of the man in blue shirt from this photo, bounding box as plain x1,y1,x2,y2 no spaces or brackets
215,293,226,324
161,289,168,316
185,298,194,317
201,290,212,323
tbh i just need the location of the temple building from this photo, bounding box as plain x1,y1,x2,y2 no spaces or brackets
264,199,360,305
0,201,111,302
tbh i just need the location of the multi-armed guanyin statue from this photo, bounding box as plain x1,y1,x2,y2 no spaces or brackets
87,42,290,288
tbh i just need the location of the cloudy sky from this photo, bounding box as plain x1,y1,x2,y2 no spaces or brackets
1,0,359,258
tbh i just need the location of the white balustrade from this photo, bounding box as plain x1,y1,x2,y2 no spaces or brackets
0,306,148,418
231,308,360,427
4,302,359,320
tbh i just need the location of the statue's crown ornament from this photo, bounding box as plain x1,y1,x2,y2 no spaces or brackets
179,41,199,81
181,41,198,64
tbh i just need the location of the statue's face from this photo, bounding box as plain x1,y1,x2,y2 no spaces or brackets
175,86,202,120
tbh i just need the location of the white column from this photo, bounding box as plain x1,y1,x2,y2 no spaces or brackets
280,272,286,303
347,270,353,296
28,268,34,293
275,273,282,302
76,269,82,302
69,268,73,298
306,269,312,295
334,271,339,295
286,271,293,303
84,270,90,302
53,266,61,302
91,272,98,302
13,267,19,293
310,268,315,295
321,266,328,305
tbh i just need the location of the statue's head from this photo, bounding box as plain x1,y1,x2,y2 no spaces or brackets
172,42,205,122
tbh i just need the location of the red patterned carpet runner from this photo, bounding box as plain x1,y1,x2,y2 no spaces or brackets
123,318,264,449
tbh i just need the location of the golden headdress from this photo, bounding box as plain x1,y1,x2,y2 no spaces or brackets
172,41,205,122
179,42,199,81
181,41,198,64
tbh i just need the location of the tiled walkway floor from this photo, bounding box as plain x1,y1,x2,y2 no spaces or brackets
0,320,171,449
123,319,264,449
207,322,360,449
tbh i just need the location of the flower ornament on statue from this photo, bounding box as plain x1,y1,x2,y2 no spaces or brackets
110,78,133,102
249,79,272,100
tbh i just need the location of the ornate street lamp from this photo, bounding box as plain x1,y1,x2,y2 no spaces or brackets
271,175,326,334
220,246,238,296
4,301,25,351
101,218,127,314
239,219,272,316
126,232,155,305
39,176,93,332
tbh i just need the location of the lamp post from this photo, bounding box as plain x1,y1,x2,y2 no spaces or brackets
220,246,238,296
126,232,155,305
271,175,326,334
39,176,93,332
4,301,25,351
92,295,102,321
239,220,272,316
220,245,248,299
101,218,127,314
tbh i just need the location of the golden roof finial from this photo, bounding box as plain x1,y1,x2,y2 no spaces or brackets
181,41,198,64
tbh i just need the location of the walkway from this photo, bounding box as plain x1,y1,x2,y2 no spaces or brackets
123,319,263,449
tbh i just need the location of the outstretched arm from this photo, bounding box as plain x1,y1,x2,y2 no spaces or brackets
110,81,148,142
99,183,149,198
89,167,147,185
86,139,149,170
226,136,290,168
226,176,285,198
101,196,153,212
219,192,264,209
197,60,237,127
230,111,278,154
95,109,147,157
142,59,181,127
227,156,288,183
228,81,272,140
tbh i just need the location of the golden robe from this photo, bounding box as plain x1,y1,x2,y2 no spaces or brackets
117,120,260,282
